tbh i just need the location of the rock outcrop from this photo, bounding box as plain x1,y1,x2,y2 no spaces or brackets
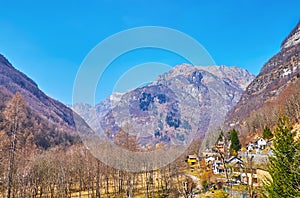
226,21,300,130
281,20,300,49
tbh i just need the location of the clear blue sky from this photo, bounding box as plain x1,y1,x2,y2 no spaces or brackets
0,0,299,104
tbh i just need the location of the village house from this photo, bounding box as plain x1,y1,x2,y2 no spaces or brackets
225,157,244,169
212,156,244,176
255,137,267,150
186,154,199,167
225,156,244,182
246,142,255,152
205,156,216,165
212,161,224,174
246,137,268,153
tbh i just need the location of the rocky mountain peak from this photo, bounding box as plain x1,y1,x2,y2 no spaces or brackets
281,20,300,49
155,64,254,90
76,64,254,152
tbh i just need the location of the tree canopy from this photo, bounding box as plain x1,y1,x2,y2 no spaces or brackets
263,126,273,140
229,129,241,156
262,117,300,198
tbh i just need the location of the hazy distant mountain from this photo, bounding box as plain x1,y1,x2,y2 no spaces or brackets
225,21,300,139
0,54,79,148
75,64,254,151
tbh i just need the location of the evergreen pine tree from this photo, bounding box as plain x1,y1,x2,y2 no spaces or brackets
262,117,300,198
263,126,273,140
229,129,241,155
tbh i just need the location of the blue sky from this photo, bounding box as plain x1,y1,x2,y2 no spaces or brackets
0,0,299,104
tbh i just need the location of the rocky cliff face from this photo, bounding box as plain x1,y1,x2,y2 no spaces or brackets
76,65,254,151
226,21,300,128
281,20,300,49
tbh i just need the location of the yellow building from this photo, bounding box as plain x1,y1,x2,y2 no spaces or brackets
186,154,198,166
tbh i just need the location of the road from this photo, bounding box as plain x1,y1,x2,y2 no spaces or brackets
185,174,202,189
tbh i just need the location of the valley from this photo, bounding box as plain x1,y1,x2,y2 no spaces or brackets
0,15,300,198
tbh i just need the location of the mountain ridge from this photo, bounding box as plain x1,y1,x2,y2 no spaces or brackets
74,64,254,151
0,53,255,150
0,54,80,149
225,20,300,141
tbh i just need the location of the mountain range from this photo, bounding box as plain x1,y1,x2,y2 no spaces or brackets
74,64,254,151
1,20,299,152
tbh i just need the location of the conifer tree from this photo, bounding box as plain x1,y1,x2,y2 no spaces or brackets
262,117,300,198
262,126,273,140
229,129,241,155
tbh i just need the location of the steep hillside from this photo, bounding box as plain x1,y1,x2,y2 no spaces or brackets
225,21,300,140
0,54,79,148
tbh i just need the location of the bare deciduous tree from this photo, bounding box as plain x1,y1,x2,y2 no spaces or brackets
3,93,27,198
